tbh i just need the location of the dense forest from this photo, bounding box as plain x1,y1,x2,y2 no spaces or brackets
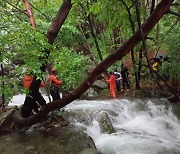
0,0,179,126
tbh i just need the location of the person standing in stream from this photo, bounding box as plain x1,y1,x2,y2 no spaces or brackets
106,71,117,98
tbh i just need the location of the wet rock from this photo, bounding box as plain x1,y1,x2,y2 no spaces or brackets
0,107,17,133
167,95,180,103
86,88,98,97
82,80,108,99
93,80,107,90
0,127,100,154
80,148,102,154
97,111,115,134
172,102,180,119
64,110,92,125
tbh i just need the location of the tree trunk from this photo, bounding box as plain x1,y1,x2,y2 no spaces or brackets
13,0,174,126
137,48,143,81
0,64,5,110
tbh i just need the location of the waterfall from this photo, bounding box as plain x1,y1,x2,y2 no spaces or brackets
65,98,180,154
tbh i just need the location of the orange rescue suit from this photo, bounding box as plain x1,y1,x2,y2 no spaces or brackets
106,74,117,98
49,74,62,86
23,75,45,89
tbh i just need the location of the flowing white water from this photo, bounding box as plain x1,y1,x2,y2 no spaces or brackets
65,98,180,154
9,95,180,154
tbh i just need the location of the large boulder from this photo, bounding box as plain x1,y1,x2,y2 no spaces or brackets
63,109,92,125
0,127,101,154
97,111,115,134
93,80,107,90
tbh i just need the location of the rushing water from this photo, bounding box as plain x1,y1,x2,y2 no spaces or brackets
65,98,180,154
7,95,180,154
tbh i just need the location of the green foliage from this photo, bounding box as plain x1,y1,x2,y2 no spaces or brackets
0,1,53,104
54,22,81,47
0,76,13,104
0,0,179,105
49,47,89,89
157,10,180,79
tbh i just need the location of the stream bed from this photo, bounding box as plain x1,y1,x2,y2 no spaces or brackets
1,95,180,154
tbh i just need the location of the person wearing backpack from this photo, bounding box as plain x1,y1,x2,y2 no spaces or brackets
21,70,46,118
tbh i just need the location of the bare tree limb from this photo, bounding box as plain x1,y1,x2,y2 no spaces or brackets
29,3,52,21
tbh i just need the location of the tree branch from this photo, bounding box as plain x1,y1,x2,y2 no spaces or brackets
78,24,98,65
172,2,180,6
23,0,36,28
3,0,28,16
120,0,135,33
29,3,52,21
168,10,180,17
86,2,103,61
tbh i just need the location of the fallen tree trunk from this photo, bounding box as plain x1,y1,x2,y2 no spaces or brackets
13,0,174,126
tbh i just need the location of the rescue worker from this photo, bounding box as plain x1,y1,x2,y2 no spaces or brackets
151,57,162,71
49,68,63,101
106,71,117,98
121,63,130,92
114,68,122,92
21,71,46,118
